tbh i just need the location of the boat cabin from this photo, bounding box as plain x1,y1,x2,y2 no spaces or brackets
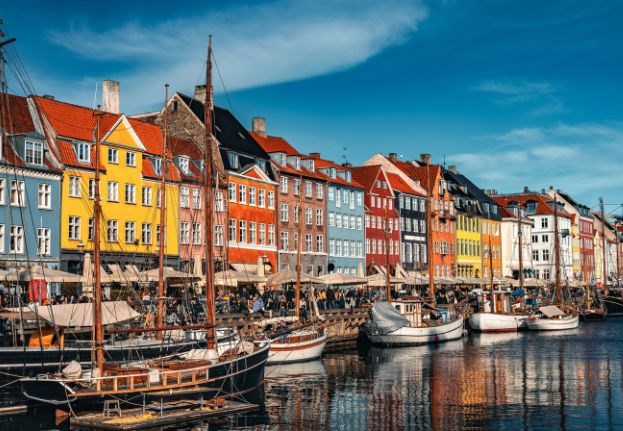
390,297,424,327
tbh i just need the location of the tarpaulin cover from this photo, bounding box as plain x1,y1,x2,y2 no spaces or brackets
363,302,410,336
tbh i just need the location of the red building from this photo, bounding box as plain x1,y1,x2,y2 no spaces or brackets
351,165,400,272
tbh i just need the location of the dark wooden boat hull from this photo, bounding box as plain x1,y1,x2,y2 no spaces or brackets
602,296,623,316
20,343,270,410
580,309,607,322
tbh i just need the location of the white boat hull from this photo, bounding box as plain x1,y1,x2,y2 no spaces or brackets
366,315,464,346
526,314,579,331
267,330,327,364
469,312,529,333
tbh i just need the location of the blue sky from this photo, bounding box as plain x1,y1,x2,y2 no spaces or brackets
2,0,623,211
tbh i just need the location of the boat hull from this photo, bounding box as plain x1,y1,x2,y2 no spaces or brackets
267,331,327,364
20,342,270,410
364,315,464,347
469,312,529,333
602,296,623,316
526,315,579,331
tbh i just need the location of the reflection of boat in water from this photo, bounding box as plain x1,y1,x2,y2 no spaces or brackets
265,359,326,380
470,331,522,347
365,339,465,364
363,300,464,347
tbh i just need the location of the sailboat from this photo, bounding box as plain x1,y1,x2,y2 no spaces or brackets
20,38,270,409
581,197,607,321
362,155,464,346
527,196,579,331
266,182,327,364
469,205,530,332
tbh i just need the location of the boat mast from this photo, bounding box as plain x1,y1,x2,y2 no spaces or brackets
600,197,607,291
203,36,217,349
156,84,168,340
295,176,303,319
422,154,434,301
553,196,562,304
384,206,391,302
93,107,104,373
517,204,524,292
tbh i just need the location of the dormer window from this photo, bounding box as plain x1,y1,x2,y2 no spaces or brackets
280,154,286,166
438,180,447,195
331,168,336,179
255,159,267,172
344,171,351,182
25,140,44,165
76,142,91,163
526,200,537,215
153,157,162,175
178,156,190,175
294,157,300,170
228,152,240,169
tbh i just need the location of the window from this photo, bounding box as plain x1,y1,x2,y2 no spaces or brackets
541,218,549,228
68,177,80,198
125,184,136,204
258,189,266,207
142,223,152,245
239,220,247,243
142,187,152,206
177,157,189,174
193,188,201,209
542,249,550,261
108,148,118,163
268,190,275,209
365,215,370,228
75,142,90,162
10,225,24,253
37,228,51,255
156,225,166,246
153,157,162,175
0,179,4,204
350,216,356,229
337,240,343,256
239,184,247,204
306,208,313,225
108,181,119,202
280,177,288,193
180,187,190,208
249,187,256,205
125,221,136,243
107,220,118,242
38,184,51,208
328,187,335,201
357,242,363,257
249,221,257,244
344,190,350,204
0,225,4,252
25,141,44,165
294,179,301,196
329,240,335,256
192,223,201,244
259,224,266,245
228,152,239,169
68,216,81,240
280,232,289,250
294,205,300,224
366,238,370,254
532,235,538,243
543,269,550,279
126,151,136,167
541,234,549,243
305,181,312,197
316,183,323,199
305,234,312,252
228,182,236,202
281,204,289,222
229,219,237,242
214,191,223,212
268,224,275,245
336,190,341,208
180,222,190,244
356,216,362,230
329,213,335,226
88,218,94,241
316,235,323,253
214,225,224,246
316,209,323,226
88,179,95,199
356,192,362,206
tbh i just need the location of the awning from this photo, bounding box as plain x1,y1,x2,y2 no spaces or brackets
266,269,325,287
3,266,82,283
319,272,368,286
215,270,267,287
31,301,141,327
365,273,406,286
538,305,565,318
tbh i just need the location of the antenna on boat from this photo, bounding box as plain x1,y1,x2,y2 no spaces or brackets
553,194,562,304
93,105,104,374
296,174,303,319
203,35,217,349
600,197,607,292
421,153,435,302
156,84,169,340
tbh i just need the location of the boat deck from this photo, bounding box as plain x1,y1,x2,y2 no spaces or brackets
70,399,258,430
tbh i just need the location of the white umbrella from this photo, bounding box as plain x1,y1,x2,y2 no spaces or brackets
267,269,325,287
4,265,82,283
215,270,267,287
365,273,406,286
138,267,197,283
319,272,368,286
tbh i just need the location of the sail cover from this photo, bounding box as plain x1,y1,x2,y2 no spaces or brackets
31,301,141,327
538,305,565,318
363,302,410,336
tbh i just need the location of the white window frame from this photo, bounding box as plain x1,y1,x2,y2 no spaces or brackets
25,140,44,165
38,183,52,209
76,142,91,163
108,148,118,164
180,222,190,244
125,221,136,244
126,151,136,167
10,225,24,253
125,183,136,204
142,186,152,206
108,181,119,202
68,216,81,240
192,223,202,245
107,220,118,242
142,223,152,245
69,176,80,198
180,187,190,208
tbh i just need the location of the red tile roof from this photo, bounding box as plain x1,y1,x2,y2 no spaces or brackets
307,157,365,189
492,193,572,218
168,136,203,182
250,132,299,155
0,93,34,133
386,172,421,196
408,164,441,194
351,165,382,192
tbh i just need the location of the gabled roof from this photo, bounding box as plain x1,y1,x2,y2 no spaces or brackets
168,136,203,182
409,164,441,194
386,172,418,196
0,93,34,134
351,165,383,192
271,158,329,182
310,157,365,189
492,193,572,218
250,132,299,155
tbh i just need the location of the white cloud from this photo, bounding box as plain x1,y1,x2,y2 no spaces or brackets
447,122,623,205
45,0,428,112
472,78,565,116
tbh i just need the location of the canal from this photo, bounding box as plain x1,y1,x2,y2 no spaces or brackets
3,319,623,430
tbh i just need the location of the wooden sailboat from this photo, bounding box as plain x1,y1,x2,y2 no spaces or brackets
580,197,607,321
266,179,327,364
469,205,530,332
20,38,270,409
362,155,464,346
527,196,579,331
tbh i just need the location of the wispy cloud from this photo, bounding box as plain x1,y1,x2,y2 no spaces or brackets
447,122,623,205
471,78,565,116
45,0,428,112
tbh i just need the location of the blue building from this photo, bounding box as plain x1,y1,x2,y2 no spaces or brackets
0,94,62,274
313,154,366,275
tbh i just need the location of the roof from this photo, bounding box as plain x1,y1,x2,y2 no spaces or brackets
351,165,383,192
444,168,501,219
309,156,365,189
250,132,299,155
409,164,441,194
168,136,204,182
386,172,420,196
492,193,572,218
0,93,34,134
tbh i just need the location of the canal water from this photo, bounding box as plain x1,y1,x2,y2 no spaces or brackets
2,319,623,430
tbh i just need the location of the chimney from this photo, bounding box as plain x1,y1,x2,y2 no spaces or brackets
420,153,431,165
252,117,266,137
342,162,352,168
309,152,321,159
541,188,546,194
388,152,398,162
194,85,206,103
523,186,529,193
42,94,55,100
102,80,120,114
448,165,457,173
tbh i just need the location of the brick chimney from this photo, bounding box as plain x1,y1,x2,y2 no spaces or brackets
252,117,266,137
523,186,530,193
448,165,457,173
194,85,206,103
102,80,120,114
420,153,431,165
309,152,321,159
388,152,398,162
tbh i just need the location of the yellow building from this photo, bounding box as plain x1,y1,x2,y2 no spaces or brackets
455,213,482,278
481,218,502,280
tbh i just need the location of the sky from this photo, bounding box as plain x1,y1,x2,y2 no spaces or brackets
2,0,623,212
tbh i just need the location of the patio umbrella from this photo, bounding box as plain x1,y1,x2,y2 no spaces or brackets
4,265,82,283
215,270,267,287
266,269,325,287
365,273,406,286
138,267,197,283
319,272,368,286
